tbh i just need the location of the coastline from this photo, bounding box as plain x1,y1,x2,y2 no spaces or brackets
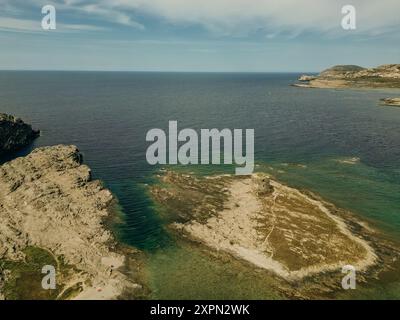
3,63,400,295
0,144,144,300
149,169,400,298
380,98,400,107
294,65,400,110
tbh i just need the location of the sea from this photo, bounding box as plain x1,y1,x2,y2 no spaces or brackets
1,71,400,299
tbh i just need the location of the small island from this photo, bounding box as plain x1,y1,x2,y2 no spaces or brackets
380,98,400,107
150,170,400,298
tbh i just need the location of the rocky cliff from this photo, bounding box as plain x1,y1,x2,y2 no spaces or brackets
0,113,39,155
0,145,140,299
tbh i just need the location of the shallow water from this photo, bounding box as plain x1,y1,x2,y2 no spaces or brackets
1,71,399,298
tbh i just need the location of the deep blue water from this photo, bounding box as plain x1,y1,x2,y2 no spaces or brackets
1,71,400,250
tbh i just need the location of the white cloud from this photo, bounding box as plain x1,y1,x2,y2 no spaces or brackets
106,0,398,37
0,0,145,32
79,3,145,29
0,17,40,32
0,0,399,37
0,16,106,33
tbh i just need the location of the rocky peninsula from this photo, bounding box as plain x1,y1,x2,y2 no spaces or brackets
150,170,400,298
0,145,143,299
295,64,400,89
0,113,39,155
295,64,400,109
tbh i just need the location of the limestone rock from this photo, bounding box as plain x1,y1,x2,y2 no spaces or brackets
0,145,134,299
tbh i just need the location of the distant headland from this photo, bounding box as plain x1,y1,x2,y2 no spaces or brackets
294,64,400,108
295,64,400,89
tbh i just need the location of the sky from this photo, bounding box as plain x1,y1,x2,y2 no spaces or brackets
0,0,399,72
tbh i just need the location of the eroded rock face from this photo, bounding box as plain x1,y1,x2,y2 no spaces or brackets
0,145,136,299
0,113,39,155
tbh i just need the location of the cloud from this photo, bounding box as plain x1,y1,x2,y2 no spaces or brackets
0,16,106,33
0,0,399,37
0,17,40,32
120,0,399,36
0,0,144,32
78,3,145,29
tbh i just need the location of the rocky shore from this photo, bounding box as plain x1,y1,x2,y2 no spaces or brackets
150,170,400,298
0,145,143,299
0,113,39,155
295,64,400,89
380,98,400,107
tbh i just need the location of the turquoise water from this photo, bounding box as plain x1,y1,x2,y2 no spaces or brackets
259,158,400,238
1,71,400,298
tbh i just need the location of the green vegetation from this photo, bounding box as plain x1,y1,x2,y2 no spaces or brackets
0,246,77,300
326,65,365,72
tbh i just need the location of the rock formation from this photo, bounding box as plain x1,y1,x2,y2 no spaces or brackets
0,113,39,155
380,98,400,107
298,75,317,81
294,64,400,89
150,170,400,297
0,145,139,299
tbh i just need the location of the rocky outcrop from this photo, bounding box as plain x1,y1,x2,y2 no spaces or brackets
150,171,377,280
319,65,366,78
294,64,400,89
0,145,139,299
298,75,317,82
0,113,39,155
150,170,400,297
380,98,400,107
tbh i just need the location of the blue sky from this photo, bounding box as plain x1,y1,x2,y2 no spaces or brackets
0,0,399,72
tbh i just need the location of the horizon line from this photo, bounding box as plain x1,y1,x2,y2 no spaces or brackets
0,69,318,74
